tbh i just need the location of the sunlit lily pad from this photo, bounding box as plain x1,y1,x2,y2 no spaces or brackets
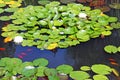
0,3,6,7
91,64,112,75
93,75,109,80
80,66,91,71
0,16,10,21
4,7,19,12
104,45,118,54
70,71,90,80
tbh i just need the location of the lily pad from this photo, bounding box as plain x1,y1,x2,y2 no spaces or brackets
33,58,48,67
91,64,112,75
104,45,118,54
0,16,10,21
56,64,73,74
93,75,109,80
70,71,90,80
0,8,4,13
80,66,91,71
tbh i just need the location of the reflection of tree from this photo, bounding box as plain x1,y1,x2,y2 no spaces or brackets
66,29,120,72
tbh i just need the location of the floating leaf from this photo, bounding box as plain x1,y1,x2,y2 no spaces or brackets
0,16,10,21
4,7,19,12
56,64,73,74
47,43,58,50
36,66,46,77
104,45,118,54
33,58,48,67
101,31,111,36
0,3,6,7
70,71,90,80
0,8,4,13
91,64,112,75
117,47,120,52
80,66,91,71
93,75,109,80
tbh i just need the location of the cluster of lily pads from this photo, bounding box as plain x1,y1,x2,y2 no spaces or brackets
0,57,116,80
1,1,118,50
104,45,120,54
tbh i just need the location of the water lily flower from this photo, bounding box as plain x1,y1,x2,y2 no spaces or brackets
12,76,17,80
25,66,35,70
59,32,64,34
52,26,56,29
78,13,87,19
13,36,23,44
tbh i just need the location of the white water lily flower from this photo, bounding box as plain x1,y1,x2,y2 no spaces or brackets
59,32,64,34
25,66,35,70
59,73,67,75
12,76,17,80
13,36,23,44
78,13,87,19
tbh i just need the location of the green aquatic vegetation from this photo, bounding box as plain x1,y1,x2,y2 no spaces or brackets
70,71,90,80
0,57,115,80
1,1,118,50
93,75,109,80
104,45,118,54
91,64,112,75
56,64,73,74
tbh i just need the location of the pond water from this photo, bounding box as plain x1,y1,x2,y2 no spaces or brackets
0,27,120,80
0,1,120,79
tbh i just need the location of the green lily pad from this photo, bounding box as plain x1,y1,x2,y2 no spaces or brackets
0,16,10,21
117,47,120,52
0,3,6,7
101,31,112,36
70,71,90,80
36,66,46,77
4,8,19,12
0,8,4,13
93,75,109,80
80,66,91,71
56,64,73,74
104,45,118,54
91,64,112,75
33,58,48,67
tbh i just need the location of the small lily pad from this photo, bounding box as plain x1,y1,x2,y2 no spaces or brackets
80,66,91,71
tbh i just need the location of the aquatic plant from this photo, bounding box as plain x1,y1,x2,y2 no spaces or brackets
1,1,118,50
0,57,117,80
104,45,120,54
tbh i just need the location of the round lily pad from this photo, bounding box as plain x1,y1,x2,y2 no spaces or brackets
91,64,112,75
70,71,90,80
93,75,109,80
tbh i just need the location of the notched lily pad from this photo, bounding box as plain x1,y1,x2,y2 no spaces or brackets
0,16,10,21
104,45,118,54
91,64,112,75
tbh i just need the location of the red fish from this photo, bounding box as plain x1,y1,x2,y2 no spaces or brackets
21,52,27,56
108,58,120,66
0,48,6,51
